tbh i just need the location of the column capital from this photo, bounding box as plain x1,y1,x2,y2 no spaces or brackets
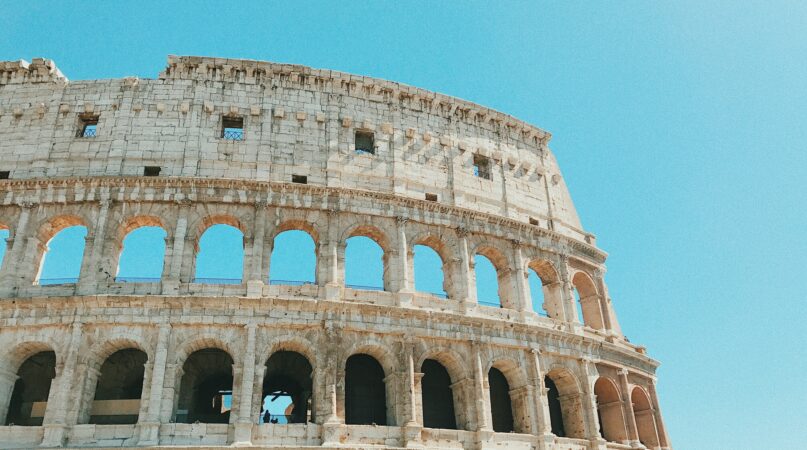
17,200,35,209
455,226,470,238
396,215,409,226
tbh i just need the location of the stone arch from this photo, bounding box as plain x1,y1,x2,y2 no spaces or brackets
83,347,148,425
631,385,660,448
344,353,388,426
527,258,563,319
261,350,314,424
572,271,605,330
342,223,391,291
113,215,168,281
471,244,516,309
410,231,456,299
191,214,246,283
0,220,11,273
486,358,530,434
416,346,471,430
268,220,319,285
175,346,235,424
1,342,57,426
33,214,89,284
594,377,628,443
544,366,586,439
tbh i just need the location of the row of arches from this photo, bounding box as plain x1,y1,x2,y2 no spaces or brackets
2,213,611,329
1,343,662,448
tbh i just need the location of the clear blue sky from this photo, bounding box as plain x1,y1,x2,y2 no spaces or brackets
3,2,807,448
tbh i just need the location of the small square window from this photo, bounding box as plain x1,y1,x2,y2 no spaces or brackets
292,174,308,184
222,116,244,140
355,130,375,155
425,193,438,202
0,171,10,179
77,115,99,138
143,166,161,177
473,155,491,180
529,217,540,226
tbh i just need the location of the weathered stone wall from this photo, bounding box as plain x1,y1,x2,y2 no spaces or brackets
0,57,670,449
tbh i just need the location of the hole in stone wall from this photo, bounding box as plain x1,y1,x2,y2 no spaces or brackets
355,130,375,155
0,171,9,179
345,354,387,425
143,166,161,177
473,154,491,180
292,175,307,184
425,193,438,202
76,114,99,138
221,116,244,140
5,351,56,426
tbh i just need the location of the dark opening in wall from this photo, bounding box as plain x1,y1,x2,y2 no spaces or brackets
143,166,161,177
473,154,491,179
529,217,540,226
0,171,9,179
345,354,387,425
76,114,99,138
355,130,375,155
221,116,244,140
292,175,307,184
488,367,514,432
425,193,438,202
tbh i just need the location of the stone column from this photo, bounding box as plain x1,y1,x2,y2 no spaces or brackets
618,369,640,446
395,217,415,305
557,256,580,328
457,228,476,308
593,269,615,333
320,325,344,447
512,241,531,314
0,202,33,296
320,211,341,300
233,324,257,444
473,345,491,431
401,342,422,447
580,359,607,449
246,202,267,297
40,323,83,447
137,323,171,445
528,349,554,438
78,199,112,294
163,201,190,294
647,382,671,449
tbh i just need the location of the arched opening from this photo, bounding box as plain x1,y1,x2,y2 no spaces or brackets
37,225,87,285
0,227,9,271
116,226,166,282
344,354,386,425
572,272,605,330
545,368,585,439
5,351,56,426
544,376,565,437
89,348,147,424
632,387,660,448
474,254,501,307
421,359,456,429
261,351,313,424
194,224,244,284
594,377,628,443
488,367,514,432
269,230,316,286
345,236,384,291
528,269,548,316
176,348,234,424
413,244,447,298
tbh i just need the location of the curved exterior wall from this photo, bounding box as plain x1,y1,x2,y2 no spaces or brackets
0,56,670,449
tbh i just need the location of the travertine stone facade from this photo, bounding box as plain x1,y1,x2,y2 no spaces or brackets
0,56,670,449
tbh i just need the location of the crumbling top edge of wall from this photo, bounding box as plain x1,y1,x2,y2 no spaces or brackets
0,58,68,85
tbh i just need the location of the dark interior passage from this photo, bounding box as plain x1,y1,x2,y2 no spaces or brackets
5,351,56,426
261,351,313,424
545,375,566,437
90,348,147,424
176,348,233,424
344,354,386,425
488,367,514,432
421,359,456,429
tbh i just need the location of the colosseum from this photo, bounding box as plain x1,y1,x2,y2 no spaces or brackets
0,56,670,449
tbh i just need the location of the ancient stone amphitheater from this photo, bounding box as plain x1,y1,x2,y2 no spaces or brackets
0,56,670,449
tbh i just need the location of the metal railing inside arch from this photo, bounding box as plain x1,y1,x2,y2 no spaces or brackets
268,279,315,286
38,278,78,285
192,278,242,285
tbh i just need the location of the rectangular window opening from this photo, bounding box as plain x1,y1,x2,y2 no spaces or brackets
221,116,244,140
425,193,438,202
77,115,99,138
355,130,375,155
0,171,9,180
143,166,161,177
529,217,540,226
292,174,308,184
473,154,491,180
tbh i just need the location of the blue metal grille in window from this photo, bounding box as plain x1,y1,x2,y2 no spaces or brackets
346,284,384,291
39,278,78,285
223,128,243,140
269,279,315,286
81,124,97,138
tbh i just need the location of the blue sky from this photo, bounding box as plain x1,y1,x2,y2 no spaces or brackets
2,1,807,448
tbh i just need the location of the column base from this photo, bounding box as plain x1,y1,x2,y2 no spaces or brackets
397,291,415,307
323,283,342,301
161,280,180,295
136,422,160,446
321,419,345,447
403,422,423,448
231,421,254,446
474,428,494,450
246,280,264,298
40,423,67,448
588,437,609,450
